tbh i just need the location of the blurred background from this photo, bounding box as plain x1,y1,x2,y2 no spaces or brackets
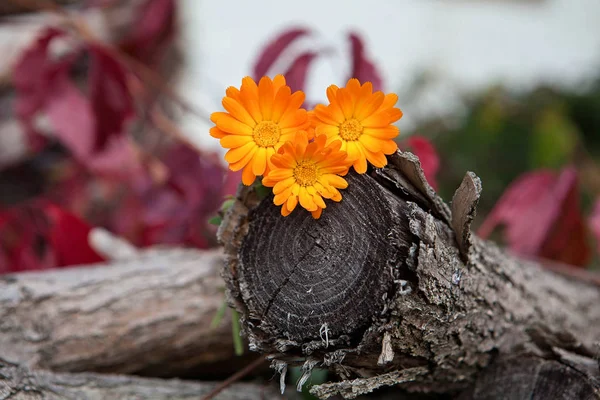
1,0,599,272
1,0,600,397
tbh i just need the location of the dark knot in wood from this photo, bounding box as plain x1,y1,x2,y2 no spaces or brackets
237,172,409,342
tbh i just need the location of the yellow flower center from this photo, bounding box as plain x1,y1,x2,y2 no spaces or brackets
253,121,281,147
339,118,363,141
294,160,319,187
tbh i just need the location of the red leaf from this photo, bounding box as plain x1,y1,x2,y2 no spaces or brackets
403,136,439,189
478,167,591,267
43,203,105,267
84,137,142,178
13,30,135,160
13,28,67,120
253,28,311,79
348,32,383,91
283,52,319,93
88,45,135,151
119,0,176,65
0,206,54,273
13,28,92,154
589,198,600,255
13,28,94,156
108,145,231,248
0,202,104,273
45,63,95,157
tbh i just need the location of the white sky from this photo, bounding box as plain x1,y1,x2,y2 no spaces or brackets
178,0,600,151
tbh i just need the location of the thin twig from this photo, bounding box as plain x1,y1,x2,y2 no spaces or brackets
200,356,267,400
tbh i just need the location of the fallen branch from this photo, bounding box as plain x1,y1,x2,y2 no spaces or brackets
0,357,279,400
0,249,238,377
219,151,600,399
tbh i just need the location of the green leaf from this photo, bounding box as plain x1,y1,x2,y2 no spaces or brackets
532,106,578,169
289,366,328,400
208,215,222,226
221,198,236,212
254,180,271,200
210,299,228,328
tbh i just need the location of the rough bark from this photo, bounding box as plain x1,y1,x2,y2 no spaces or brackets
218,151,600,399
0,357,279,400
0,249,239,377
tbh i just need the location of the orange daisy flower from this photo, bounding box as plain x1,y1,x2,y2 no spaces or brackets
313,78,403,173
262,132,352,219
210,75,309,185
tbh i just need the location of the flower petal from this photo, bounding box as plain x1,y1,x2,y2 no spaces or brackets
273,176,296,194
210,126,226,138
381,139,398,154
358,134,382,152
229,146,257,171
299,187,317,211
354,91,385,121
321,174,348,189
314,105,341,126
258,76,275,121
220,135,253,148
271,85,291,123
311,207,323,219
287,194,298,212
363,126,399,139
279,109,307,130
337,89,354,120
240,77,262,122
364,147,388,168
223,97,256,127
241,162,256,185
281,202,293,216
252,147,267,176
216,114,253,135
225,141,256,163
353,148,368,173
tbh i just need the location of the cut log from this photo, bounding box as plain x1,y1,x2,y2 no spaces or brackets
0,357,280,400
0,249,239,377
218,151,600,399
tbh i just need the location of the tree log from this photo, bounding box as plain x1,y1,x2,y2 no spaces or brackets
218,151,600,399
0,357,279,400
0,249,240,377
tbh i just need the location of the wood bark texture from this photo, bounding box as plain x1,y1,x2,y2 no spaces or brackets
0,249,238,377
218,151,600,399
0,357,280,400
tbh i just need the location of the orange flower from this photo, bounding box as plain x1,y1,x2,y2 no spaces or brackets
313,79,403,173
262,132,352,219
210,75,309,185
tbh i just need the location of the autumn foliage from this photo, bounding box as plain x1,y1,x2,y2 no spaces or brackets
1,9,599,273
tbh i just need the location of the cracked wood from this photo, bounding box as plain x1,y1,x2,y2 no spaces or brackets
0,249,237,377
219,151,600,399
0,358,280,400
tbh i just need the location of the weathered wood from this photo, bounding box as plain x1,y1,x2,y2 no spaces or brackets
457,355,600,400
0,249,238,377
237,172,407,342
219,151,600,399
0,357,279,400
